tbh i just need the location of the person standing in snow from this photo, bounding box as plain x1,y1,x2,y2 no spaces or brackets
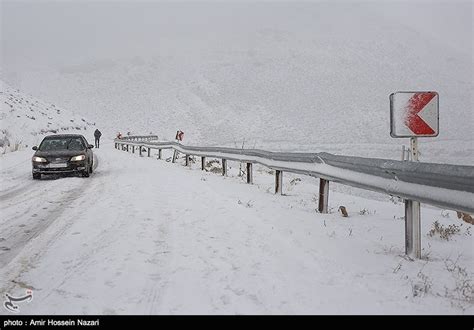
94,129,102,148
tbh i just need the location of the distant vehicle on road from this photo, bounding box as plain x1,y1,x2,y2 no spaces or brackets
31,134,94,180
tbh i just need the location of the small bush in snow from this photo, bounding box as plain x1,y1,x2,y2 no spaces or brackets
444,257,474,309
428,221,461,240
205,160,222,174
412,271,432,297
359,208,375,215
289,178,302,185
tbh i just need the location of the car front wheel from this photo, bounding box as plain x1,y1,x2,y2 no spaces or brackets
82,168,90,177
33,173,41,180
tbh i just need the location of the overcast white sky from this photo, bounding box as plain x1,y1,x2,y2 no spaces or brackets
1,0,471,74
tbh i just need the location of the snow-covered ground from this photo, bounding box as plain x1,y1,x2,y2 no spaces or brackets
0,141,472,314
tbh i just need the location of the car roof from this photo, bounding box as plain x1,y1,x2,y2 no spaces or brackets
43,134,86,139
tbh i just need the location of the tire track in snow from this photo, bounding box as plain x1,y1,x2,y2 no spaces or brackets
1,150,173,314
0,155,100,269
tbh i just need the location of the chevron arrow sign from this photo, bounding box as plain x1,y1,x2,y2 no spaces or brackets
390,91,439,137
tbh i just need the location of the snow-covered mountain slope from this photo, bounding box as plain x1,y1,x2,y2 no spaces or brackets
2,3,472,164
0,81,96,154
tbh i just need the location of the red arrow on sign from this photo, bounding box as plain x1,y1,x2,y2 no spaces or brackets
404,92,436,135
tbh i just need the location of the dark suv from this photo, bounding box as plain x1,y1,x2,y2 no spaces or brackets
32,134,94,180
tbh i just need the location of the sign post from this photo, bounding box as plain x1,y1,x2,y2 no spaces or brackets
172,130,184,163
390,91,439,259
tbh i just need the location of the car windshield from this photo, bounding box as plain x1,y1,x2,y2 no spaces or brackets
39,137,85,151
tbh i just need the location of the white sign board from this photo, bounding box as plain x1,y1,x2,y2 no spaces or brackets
390,91,439,137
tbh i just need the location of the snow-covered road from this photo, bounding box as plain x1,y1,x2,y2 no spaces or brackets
0,142,472,314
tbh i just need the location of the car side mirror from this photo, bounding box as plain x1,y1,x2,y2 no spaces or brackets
88,144,94,149
32,146,38,150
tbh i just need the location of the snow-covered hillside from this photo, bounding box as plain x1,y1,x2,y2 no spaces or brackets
0,81,96,154
2,2,472,164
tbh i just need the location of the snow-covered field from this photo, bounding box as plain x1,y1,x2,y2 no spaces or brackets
0,142,472,314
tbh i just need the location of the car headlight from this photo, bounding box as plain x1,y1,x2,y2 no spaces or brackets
32,156,47,163
70,155,86,161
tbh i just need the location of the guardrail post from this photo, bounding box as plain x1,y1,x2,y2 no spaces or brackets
139,146,142,157
222,159,227,176
132,145,135,154
201,157,206,170
318,178,329,213
185,155,189,167
172,150,177,163
246,163,253,184
158,149,162,160
275,170,283,194
405,200,421,259
147,148,151,157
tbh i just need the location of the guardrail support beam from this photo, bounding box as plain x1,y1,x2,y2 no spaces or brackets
201,157,206,170
246,163,253,184
139,146,142,157
147,148,151,157
132,146,135,154
172,150,178,163
405,200,421,259
158,149,162,160
222,159,227,176
319,179,329,213
275,170,283,194
185,155,190,167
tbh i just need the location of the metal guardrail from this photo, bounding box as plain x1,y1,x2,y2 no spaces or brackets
114,136,474,259
120,135,159,141
114,138,474,214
